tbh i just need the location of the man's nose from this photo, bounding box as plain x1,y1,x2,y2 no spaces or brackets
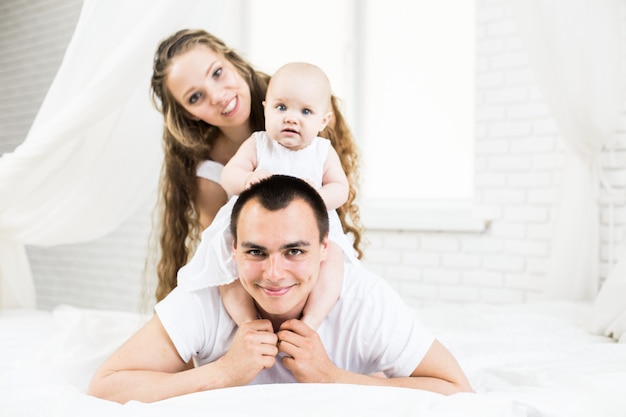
263,254,283,278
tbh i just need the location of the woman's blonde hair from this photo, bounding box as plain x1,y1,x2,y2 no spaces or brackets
150,29,364,302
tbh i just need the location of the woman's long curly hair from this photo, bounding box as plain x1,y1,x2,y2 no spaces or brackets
150,29,364,302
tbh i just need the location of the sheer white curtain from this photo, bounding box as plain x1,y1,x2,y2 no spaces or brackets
510,0,625,300
0,0,225,308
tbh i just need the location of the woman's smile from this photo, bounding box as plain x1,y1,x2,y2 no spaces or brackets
222,96,238,115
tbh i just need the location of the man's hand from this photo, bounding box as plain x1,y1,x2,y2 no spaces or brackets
276,319,338,383
217,319,278,385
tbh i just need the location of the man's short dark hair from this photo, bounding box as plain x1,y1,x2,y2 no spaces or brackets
230,175,330,243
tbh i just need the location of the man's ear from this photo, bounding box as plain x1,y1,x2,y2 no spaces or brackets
318,112,333,133
319,233,330,261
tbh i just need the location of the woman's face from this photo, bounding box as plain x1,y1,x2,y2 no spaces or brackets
166,45,252,129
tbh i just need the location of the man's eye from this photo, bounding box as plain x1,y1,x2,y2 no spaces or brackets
287,249,303,256
248,249,265,257
189,92,201,104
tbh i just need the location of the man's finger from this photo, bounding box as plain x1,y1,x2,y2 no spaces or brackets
278,318,314,336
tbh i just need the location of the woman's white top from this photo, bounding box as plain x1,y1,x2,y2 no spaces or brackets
196,159,224,184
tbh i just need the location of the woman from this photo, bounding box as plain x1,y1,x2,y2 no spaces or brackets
150,29,363,301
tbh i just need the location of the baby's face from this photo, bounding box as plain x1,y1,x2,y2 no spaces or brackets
264,73,331,150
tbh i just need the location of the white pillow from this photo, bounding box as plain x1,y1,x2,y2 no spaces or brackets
588,252,626,342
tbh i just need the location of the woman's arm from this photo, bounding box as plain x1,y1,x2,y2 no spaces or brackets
319,146,349,210
196,177,229,229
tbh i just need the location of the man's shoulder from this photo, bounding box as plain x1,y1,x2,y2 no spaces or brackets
156,285,225,324
341,263,398,301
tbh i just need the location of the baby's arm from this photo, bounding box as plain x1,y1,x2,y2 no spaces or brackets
319,146,350,210
301,240,344,329
219,280,258,325
222,135,271,195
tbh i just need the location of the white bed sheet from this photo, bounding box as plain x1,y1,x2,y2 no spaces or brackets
1,302,624,417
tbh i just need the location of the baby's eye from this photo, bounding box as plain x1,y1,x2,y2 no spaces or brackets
301,108,312,116
189,92,202,104
276,104,287,111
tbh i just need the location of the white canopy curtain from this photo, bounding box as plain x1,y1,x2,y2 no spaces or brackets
0,0,225,308
509,0,625,300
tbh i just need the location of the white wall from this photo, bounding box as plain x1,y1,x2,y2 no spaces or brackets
1,0,625,311
364,0,562,305
365,0,626,309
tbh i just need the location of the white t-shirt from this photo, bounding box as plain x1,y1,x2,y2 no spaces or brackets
156,263,435,384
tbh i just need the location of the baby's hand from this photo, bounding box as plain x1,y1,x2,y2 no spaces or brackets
245,170,273,189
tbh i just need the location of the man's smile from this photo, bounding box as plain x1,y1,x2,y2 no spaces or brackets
257,283,297,297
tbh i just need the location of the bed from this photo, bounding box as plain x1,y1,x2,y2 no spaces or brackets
1,301,625,417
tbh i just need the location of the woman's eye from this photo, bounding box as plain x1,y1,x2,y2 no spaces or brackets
212,67,223,78
189,92,202,104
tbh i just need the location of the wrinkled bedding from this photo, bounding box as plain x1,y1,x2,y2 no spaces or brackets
1,302,624,417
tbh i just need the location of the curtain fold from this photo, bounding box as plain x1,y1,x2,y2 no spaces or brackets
509,0,625,300
0,0,225,308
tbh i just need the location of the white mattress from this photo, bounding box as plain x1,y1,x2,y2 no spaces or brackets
1,302,624,417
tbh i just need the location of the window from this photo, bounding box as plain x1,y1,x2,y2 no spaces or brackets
236,0,478,230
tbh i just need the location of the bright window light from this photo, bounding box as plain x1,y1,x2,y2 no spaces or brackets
241,0,475,215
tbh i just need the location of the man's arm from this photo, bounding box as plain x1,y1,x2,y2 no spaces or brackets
277,319,473,395
88,316,279,404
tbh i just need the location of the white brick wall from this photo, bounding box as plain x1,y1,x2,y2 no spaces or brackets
364,0,626,306
2,0,625,311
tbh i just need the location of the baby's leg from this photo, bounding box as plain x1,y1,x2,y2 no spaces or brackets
219,280,257,325
301,241,344,329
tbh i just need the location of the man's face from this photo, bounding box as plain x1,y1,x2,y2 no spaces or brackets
233,198,328,321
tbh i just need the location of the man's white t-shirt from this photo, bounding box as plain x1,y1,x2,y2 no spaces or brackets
155,263,435,384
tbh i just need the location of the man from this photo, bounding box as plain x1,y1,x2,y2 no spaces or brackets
88,175,472,403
